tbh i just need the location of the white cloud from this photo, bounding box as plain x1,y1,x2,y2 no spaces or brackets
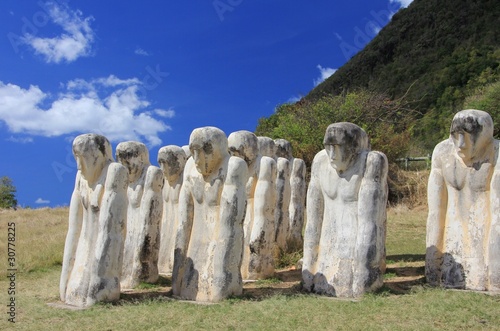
154,109,175,118
7,136,34,143
390,0,414,8
314,65,337,86
135,48,150,56
35,198,50,204
22,2,95,63
0,76,173,146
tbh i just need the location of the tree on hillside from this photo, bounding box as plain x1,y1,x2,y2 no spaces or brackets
0,176,18,209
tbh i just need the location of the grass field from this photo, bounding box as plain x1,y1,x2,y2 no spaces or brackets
1,206,499,330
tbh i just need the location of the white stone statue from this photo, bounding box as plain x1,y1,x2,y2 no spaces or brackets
426,109,500,291
172,127,248,302
228,131,277,280
157,145,188,275
116,141,164,289
274,139,306,252
274,139,291,254
257,136,276,158
60,134,128,307
302,122,388,298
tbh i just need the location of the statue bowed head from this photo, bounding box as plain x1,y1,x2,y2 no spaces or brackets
60,134,128,307
116,141,163,290
172,127,248,302
426,109,500,291
157,145,188,275
302,122,388,298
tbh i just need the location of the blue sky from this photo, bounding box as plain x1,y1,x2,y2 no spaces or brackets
0,0,412,207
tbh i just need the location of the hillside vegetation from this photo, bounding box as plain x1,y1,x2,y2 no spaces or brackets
257,0,500,158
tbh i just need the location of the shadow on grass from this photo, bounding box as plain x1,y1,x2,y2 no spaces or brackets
115,264,427,305
383,255,426,295
240,268,304,301
118,275,173,304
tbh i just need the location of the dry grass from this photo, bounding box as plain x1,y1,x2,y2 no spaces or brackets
388,167,430,208
0,208,67,278
1,201,500,330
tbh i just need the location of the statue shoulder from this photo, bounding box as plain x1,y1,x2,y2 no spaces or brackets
258,156,276,181
430,139,454,168
145,165,164,191
311,150,328,173
364,151,388,182
228,155,248,181
105,162,128,190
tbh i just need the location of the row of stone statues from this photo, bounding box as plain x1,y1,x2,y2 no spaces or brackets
59,108,500,307
59,128,307,306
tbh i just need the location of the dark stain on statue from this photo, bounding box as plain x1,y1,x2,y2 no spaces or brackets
116,146,141,161
203,141,213,155
166,152,181,174
94,135,108,157
140,235,152,262
450,115,483,144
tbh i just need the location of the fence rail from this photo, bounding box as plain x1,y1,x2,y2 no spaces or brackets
396,155,431,170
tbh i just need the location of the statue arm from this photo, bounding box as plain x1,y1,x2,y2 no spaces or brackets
212,157,248,300
425,144,448,285
60,171,83,300
288,158,306,248
353,151,388,295
139,166,164,263
249,157,276,252
219,157,248,237
302,153,324,289
90,163,128,302
172,165,194,294
488,143,500,290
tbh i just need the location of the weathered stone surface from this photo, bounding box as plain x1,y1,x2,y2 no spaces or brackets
182,145,192,159
275,139,307,252
172,127,248,302
157,145,188,275
274,139,291,254
117,141,163,289
257,136,276,158
426,109,500,291
229,131,277,280
302,122,388,298
60,134,128,307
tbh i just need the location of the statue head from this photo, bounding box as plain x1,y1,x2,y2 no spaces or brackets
450,109,494,164
323,122,370,173
189,127,228,177
228,130,259,167
157,145,187,182
274,139,293,160
257,136,276,158
72,133,113,184
115,141,150,183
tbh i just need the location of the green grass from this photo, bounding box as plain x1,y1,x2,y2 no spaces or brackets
254,277,282,287
1,206,499,330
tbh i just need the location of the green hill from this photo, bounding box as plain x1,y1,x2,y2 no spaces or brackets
257,0,500,155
